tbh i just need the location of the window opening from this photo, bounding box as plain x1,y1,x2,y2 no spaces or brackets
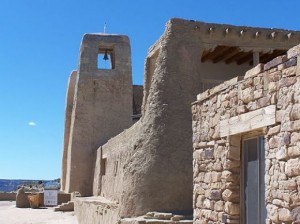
98,48,114,69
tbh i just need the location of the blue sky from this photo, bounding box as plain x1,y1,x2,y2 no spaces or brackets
0,0,300,180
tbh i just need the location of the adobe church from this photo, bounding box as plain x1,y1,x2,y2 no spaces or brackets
61,18,300,223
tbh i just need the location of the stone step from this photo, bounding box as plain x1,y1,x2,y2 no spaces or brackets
120,212,193,224
54,201,74,212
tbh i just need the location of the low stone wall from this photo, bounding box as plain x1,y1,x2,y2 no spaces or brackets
16,189,71,208
192,45,300,223
0,192,16,201
74,197,119,224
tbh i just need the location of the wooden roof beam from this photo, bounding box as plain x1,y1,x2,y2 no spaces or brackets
201,45,228,62
237,52,253,65
225,52,245,64
213,47,240,63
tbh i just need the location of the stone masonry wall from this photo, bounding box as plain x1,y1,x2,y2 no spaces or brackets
192,45,300,223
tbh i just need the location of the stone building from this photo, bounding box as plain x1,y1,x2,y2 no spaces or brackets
192,46,300,223
61,18,300,223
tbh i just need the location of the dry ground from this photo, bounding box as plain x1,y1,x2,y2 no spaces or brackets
0,201,78,224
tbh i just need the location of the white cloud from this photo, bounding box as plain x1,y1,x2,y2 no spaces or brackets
28,121,37,126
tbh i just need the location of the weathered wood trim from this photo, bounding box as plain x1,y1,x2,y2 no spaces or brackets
220,105,276,137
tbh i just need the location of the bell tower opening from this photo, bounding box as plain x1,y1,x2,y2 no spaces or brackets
98,48,115,69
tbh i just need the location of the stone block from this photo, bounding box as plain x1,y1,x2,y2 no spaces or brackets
287,44,300,59
268,71,282,82
276,146,288,161
222,189,239,202
278,208,292,222
240,87,254,103
211,171,221,182
257,95,271,108
214,201,224,212
196,195,205,209
291,104,300,120
203,199,214,210
268,82,278,92
244,63,264,79
286,158,300,177
278,179,297,190
264,55,287,70
291,132,300,145
285,57,297,68
278,77,297,88
282,66,297,77
227,145,240,161
288,145,300,157
224,202,239,215
267,125,281,135
291,206,300,223
269,136,280,148
267,204,279,223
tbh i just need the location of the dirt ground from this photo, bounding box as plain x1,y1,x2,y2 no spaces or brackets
0,201,78,224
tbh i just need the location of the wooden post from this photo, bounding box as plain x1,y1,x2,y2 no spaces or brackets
253,52,260,66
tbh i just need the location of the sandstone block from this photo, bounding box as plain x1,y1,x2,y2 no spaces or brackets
282,65,297,77
222,189,239,202
240,87,254,103
244,63,264,79
276,146,288,161
227,145,240,161
278,208,292,222
224,202,239,215
254,89,263,99
211,171,221,182
291,132,300,144
153,212,173,220
257,96,270,108
268,71,282,82
266,204,279,223
267,125,281,135
268,81,278,92
287,45,300,59
291,206,300,223
264,55,287,70
272,199,288,208
203,198,214,209
278,77,297,88
285,57,297,68
288,145,300,157
210,190,222,200
214,201,224,212
278,179,297,190
286,158,300,177
269,136,280,148
291,104,300,120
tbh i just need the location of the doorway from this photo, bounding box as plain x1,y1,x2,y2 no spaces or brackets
242,136,267,224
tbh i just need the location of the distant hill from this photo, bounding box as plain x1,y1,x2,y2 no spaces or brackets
0,179,60,192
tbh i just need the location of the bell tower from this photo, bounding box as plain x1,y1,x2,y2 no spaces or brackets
62,34,133,196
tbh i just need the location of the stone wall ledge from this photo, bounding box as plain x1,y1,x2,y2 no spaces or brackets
193,45,300,105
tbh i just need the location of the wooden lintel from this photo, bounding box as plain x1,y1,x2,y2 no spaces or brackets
219,105,276,137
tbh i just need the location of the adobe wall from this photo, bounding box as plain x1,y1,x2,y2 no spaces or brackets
61,70,77,191
88,19,300,221
192,45,300,223
63,34,133,196
0,192,16,201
